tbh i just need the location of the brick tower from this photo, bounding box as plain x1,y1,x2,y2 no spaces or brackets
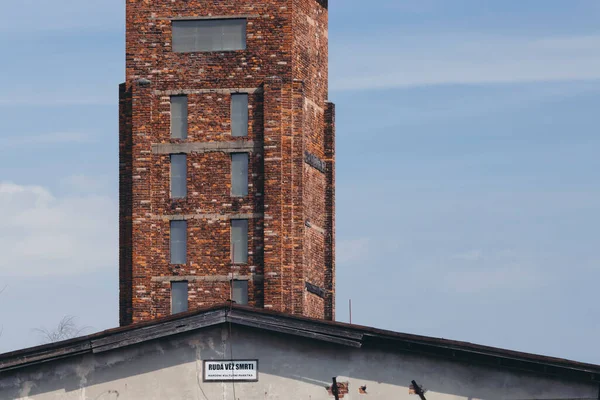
119,0,335,326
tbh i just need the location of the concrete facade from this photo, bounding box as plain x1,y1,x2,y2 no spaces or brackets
119,0,336,325
1,323,597,400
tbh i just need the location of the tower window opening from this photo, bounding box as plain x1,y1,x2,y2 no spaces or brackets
170,95,188,139
231,93,249,137
232,280,249,305
231,153,249,197
170,220,187,265
171,281,189,314
231,219,249,264
172,19,247,53
170,154,187,199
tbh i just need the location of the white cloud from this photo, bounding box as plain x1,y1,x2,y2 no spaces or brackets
0,132,93,148
0,181,117,276
331,34,600,90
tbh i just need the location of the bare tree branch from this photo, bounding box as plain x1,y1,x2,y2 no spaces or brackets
33,316,91,344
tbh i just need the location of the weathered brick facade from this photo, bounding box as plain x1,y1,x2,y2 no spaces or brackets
119,0,335,325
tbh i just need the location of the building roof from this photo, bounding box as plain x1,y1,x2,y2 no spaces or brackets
1,304,599,383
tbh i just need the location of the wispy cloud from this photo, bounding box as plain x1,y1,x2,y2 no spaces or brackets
452,250,484,262
60,175,111,194
337,238,371,264
0,181,117,276
440,262,546,294
0,0,123,33
442,249,549,294
0,132,93,148
0,93,116,107
331,34,600,90
336,0,439,14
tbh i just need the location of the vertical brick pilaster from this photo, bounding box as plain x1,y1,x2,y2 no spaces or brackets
279,80,295,314
263,78,284,312
294,0,332,320
324,102,336,321
119,83,133,326
130,81,155,324
292,80,306,315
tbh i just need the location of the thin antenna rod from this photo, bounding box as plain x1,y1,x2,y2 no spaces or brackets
349,299,352,324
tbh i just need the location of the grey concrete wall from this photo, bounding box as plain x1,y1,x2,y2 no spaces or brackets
0,325,597,400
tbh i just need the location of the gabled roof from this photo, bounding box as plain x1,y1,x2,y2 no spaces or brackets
1,304,600,383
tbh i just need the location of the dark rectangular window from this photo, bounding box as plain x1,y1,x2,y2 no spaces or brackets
172,19,246,53
232,280,249,305
231,153,249,197
171,281,188,314
171,154,187,199
170,220,187,264
231,219,248,264
171,96,188,139
231,94,248,137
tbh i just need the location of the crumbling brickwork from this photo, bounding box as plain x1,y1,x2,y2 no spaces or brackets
119,0,335,325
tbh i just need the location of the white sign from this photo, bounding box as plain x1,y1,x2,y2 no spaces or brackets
203,360,259,382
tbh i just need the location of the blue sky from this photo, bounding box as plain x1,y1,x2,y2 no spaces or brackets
1,0,599,364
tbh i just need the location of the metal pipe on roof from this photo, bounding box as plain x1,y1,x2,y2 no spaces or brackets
331,377,340,400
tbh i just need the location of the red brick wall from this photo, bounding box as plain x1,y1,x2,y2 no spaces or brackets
293,0,333,319
120,0,335,325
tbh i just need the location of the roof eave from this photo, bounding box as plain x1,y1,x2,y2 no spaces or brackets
1,304,599,384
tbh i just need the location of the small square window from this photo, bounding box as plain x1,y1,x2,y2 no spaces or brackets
171,281,188,314
231,94,248,137
232,280,249,305
170,220,187,264
231,219,248,264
